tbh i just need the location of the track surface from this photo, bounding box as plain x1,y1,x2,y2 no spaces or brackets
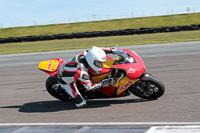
0,41,200,124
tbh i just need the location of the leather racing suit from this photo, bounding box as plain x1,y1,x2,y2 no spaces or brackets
57,47,115,108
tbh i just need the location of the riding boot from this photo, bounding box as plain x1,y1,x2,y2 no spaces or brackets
61,82,86,108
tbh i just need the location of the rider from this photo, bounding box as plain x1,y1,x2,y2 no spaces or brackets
57,46,116,108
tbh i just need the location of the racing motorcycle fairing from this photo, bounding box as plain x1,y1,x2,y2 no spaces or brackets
115,76,138,96
38,58,64,77
112,49,146,79
91,72,112,83
99,86,116,97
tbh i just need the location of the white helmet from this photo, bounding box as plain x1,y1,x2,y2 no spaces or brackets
86,46,106,72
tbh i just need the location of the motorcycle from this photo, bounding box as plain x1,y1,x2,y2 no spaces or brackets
38,45,165,106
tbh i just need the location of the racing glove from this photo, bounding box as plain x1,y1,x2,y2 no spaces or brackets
88,77,116,92
102,77,116,86
111,47,117,54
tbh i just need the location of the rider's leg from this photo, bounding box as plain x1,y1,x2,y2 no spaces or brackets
59,79,86,108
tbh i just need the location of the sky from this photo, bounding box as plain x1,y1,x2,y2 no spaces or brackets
0,0,200,28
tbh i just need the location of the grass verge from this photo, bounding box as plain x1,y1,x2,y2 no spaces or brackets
0,13,200,38
0,30,200,55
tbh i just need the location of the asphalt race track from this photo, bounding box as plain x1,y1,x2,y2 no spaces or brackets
0,41,200,132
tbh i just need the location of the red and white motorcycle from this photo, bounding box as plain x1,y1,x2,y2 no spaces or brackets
38,46,165,105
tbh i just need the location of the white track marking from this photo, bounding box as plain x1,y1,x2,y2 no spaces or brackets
145,125,200,133
10,127,27,133
74,126,91,133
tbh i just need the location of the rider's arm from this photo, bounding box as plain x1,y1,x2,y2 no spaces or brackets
74,64,114,91
101,47,115,54
74,64,103,91
77,73,114,91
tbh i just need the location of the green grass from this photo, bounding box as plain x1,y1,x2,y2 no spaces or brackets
1,30,200,55
0,13,200,38
1,13,200,55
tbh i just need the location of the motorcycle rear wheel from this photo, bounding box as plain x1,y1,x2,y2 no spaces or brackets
46,76,71,102
131,75,165,99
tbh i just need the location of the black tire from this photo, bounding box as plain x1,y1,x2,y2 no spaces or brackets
131,75,165,99
45,76,71,102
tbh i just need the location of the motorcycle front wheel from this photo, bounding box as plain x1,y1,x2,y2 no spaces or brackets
45,76,71,102
131,75,165,99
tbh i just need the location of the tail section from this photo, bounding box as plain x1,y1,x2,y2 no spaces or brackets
38,58,64,77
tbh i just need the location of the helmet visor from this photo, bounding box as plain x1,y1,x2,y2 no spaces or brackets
93,60,103,68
